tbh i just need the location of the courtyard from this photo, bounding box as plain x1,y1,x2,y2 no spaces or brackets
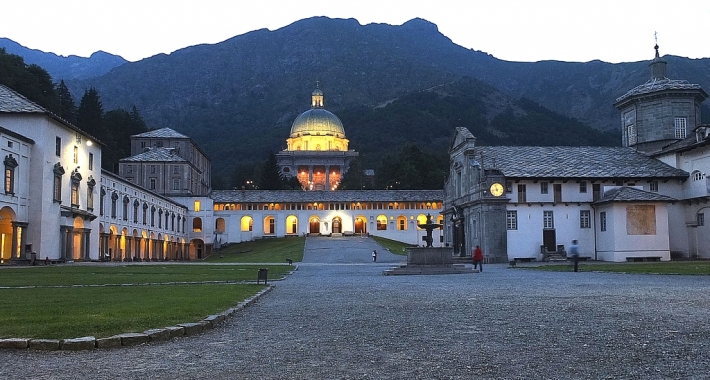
1,236,709,379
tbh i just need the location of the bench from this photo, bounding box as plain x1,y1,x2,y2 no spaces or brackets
626,257,661,262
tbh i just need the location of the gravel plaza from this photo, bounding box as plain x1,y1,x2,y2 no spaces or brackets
1,236,709,379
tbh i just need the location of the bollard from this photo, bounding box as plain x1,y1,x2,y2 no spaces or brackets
286,258,293,265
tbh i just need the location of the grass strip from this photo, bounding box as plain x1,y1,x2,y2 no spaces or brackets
371,236,417,256
527,261,710,275
207,236,305,263
0,284,262,339
0,265,293,287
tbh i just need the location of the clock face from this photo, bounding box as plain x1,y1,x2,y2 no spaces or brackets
490,182,504,197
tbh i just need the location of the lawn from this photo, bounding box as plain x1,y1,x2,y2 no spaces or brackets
206,236,305,263
0,237,304,339
527,261,710,275
371,236,417,256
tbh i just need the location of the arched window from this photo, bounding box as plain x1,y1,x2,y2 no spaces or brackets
376,215,387,230
215,218,225,233
192,217,202,232
264,216,275,234
397,216,407,231
241,216,253,232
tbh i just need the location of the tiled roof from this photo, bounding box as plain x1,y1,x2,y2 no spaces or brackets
132,127,189,139
615,78,706,103
119,147,188,163
593,186,677,204
211,190,444,203
474,146,688,179
0,84,46,113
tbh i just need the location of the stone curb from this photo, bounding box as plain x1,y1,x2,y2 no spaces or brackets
0,284,275,351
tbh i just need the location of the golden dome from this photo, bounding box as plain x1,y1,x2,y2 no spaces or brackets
289,108,345,137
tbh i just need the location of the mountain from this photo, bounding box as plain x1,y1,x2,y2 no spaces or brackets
6,17,710,177
0,37,128,80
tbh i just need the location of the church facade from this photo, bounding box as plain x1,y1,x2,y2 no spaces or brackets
276,86,358,191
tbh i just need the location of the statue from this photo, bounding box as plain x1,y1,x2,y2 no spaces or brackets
417,213,442,248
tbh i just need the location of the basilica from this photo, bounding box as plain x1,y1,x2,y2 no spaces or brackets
1,45,709,263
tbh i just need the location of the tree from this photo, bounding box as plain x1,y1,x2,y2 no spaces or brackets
259,152,283,190
56,80,77,125
339,157,369,190
77,87,105,141
0,48,59,113
374,143,446,190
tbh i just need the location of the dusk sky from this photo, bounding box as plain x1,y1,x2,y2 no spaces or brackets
2,0,709,63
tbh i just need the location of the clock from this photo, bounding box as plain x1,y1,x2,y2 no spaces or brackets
490,182,504,197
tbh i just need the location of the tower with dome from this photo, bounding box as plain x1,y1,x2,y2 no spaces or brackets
276,85,358,190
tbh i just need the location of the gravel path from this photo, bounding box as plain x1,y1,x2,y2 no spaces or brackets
1,236,709,379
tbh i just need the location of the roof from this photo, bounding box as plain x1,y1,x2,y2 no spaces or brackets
119,147,189,163
0,84,47,113
593,186,677,204
0,84,102,145
211,190,444,203
290,108,345,137
615,78,707,105
473,146,688,179
132,127,189,139
0,126,35,144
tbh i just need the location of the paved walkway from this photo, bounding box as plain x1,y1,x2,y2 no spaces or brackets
1,236,709,379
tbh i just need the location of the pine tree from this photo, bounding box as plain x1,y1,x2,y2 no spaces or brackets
259,152,283,190
56,80,77,125
77,87,105,140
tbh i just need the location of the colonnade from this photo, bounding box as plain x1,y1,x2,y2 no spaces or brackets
98,233,189,261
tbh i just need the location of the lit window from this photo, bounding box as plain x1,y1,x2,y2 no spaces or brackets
3,154,18,194
193,217,202,232
194,200,201,212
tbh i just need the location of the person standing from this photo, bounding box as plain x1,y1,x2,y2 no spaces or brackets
372,250,377,262
569,239,580,272
473,245,483,272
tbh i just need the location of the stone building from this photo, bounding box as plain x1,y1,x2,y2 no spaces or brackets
119,128,211,196
276,86,358,190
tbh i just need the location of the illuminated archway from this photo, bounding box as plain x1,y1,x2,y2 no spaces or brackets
241,216,253,232
332,216,342,233
396,215,408,231
354,216,367,234
286,215,298,235
264,216,275,234
376,215,387,231
0,206,16,261
309,216,320,234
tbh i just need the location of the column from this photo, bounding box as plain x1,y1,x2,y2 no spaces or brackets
126,237,133,261
325,166,331,191
83,229,91,260
66,227,74,261
10,223,18,260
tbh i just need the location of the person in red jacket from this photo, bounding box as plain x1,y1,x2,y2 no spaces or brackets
473,245,484,272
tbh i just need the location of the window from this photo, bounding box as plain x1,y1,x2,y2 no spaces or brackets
193,217,202,232
7,141,12,148
540,182,548,194
4,154,17,194
173,179,180,190
53,163,65,202
506,211,517,230
150,178,156,190
55,137,61,156
376,215,387,230
627,124,637,145
675,117,687,139
141,141,146,148
150,165,156,174
71,182,79,207
100,188,105,216
158,209,163,228
553,184,562,203
650,181,659,192
505,181,512,193
127,165,133,174
142,203,148,225
692,171,703,181
579,181,587,193
593,184,601,201
580,210,591,228
88,153,93,170
87,178,95,211
698,213,705,227
517,184,527,203
543,211,554,229
122,197,129,220
111,192,118,218
173,165,179,174
397,216,407,231
133,201,139,223
73,146,78,164
600,212,607,232
194,200,201,212
151,206,156,227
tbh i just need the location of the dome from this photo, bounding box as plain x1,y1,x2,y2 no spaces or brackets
290,108,345,137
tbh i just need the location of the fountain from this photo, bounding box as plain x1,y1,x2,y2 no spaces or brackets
383,213,477,275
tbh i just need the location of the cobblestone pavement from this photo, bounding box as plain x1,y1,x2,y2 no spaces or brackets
1,236,709,379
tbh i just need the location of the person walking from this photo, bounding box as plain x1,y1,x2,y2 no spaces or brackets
372,250,377,262
473,245,483,272
569,239,580,272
